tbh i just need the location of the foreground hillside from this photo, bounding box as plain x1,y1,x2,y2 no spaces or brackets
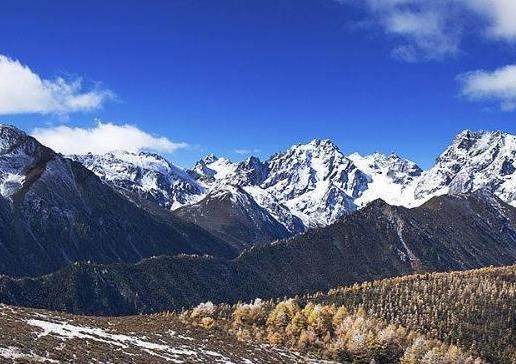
0,304,328,363
1,266,508,363
1,192,515,316
180,266,514,364
309,265,516,364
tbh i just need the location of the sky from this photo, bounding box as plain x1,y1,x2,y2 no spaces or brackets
0,0,515,168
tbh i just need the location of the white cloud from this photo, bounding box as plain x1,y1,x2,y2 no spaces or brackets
458,64,516,111
466,0,516,40
0,55,113,115
31,121,188,155
340,0,516,62
344,0,462,61
235,148,261,155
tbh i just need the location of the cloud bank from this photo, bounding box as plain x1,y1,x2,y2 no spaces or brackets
32,122,188,155
0,55,113,115
458,64,516,111
340,0,516,62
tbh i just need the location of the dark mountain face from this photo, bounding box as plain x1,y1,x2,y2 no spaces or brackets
1,192,515,315
175,185,291,250
0,125,237,277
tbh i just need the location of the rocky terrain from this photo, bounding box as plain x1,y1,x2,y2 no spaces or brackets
175,185,291,249
415,130,516,202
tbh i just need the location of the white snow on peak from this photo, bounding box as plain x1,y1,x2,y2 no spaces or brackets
203,157,238,181
71,150,204,209
348,152,422,208
0,125,44,198
260,139,363,227
415,130,516,206
191,155,239,184
67,130,516,232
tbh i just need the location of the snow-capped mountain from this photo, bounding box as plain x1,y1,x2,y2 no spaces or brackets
0,125,53,198
71,139,423,232
258,139,367,227
415,130,516,205
70,130,516,238
189,154,238,184
71,151,205,209
349,152,422,208
185,140,368,228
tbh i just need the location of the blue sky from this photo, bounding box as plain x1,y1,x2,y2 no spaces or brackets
0,0,515,168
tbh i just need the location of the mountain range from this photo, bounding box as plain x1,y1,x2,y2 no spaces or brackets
73,129,516,247
0,124,515,317
1,191,515,315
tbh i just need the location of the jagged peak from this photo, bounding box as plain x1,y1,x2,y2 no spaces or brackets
0,123,26,134
0,124,33,152
299,138,340,153
268,139,344,163
202,153,219,164
238,155,264,169
307,138,337,148
451,129,509,149
348,151,422,174
244,155,262,164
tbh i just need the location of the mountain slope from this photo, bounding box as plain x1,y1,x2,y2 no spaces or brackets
1,192,514,315
309,265,516,364
183,268,507,363
175,185,291,249
0,125,236,277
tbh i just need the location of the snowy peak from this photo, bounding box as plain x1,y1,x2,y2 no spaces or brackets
0,124,30,152
71,150,204,209
230,156,268,186
68,129,516,236
0,125,55,198
349,152,422,183
348,152,422,208
202,153,219,164
190,155,238,184
261,138,365,227
263,138,356,194
415,130,516,205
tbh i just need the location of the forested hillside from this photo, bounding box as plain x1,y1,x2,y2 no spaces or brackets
178,266,515,364
309,265,516,364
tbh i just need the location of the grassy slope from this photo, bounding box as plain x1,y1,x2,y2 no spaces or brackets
0,304,328,363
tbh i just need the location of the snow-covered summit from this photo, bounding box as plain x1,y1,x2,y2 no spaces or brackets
71,150,204,209
415,130,516,205
349,152,422,207
190,154,238,184
0,125,54,198
69,130,516,234
259,139,366,226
